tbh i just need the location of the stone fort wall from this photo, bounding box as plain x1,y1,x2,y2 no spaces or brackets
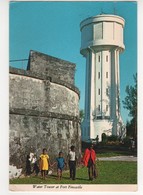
9,50,81,170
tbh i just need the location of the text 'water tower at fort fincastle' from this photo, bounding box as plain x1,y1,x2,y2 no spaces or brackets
80,14,126,142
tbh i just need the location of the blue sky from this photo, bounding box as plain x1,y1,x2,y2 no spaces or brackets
9,1,137,124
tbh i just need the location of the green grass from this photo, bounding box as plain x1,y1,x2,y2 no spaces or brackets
10,161,137,184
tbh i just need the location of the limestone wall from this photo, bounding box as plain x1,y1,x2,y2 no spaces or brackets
10,74,79,117
27,50,75,85
9,114,81,168
9,51,81,171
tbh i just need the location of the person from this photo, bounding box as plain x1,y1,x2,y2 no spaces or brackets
52,151,66,180
39,148,49,179
95,135,99,145
32,155,40,176
25,154,32,176
131,138,135,151
68,145,77,180
82,144,96,180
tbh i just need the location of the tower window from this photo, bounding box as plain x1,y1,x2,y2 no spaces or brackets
106,105,108,111
98,105,100,112
98,88,100,95
98,72,100,79
98,55,100,62
106,72,108,78
106,55,108,62
106,88,108,96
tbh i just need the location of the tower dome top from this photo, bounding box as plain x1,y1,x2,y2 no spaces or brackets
80,14,125,30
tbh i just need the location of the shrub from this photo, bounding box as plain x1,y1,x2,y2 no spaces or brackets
102,133,107,143
107,135,118,142
122,137,131,147
107,141,120,146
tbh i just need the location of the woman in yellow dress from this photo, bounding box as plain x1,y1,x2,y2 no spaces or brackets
39,148,49,179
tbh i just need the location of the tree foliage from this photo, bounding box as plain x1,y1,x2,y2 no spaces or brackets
79,109,85,122
122,74,137,118
126,119,135,137
122,74,137,139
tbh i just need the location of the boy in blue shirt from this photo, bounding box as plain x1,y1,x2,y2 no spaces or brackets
53,151,66,180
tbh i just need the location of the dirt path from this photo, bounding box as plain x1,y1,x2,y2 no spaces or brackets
98,156,137,161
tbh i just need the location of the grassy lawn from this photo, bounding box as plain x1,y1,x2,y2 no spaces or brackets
10,161,137,184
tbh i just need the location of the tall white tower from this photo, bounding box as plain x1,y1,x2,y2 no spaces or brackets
80,14,125,142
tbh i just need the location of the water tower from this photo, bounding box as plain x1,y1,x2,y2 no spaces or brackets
80,14,126,142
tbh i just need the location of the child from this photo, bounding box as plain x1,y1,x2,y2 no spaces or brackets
68,145,77,180
32,155,40,176
52,152,66,180
25,154,32,176
39,148,49,180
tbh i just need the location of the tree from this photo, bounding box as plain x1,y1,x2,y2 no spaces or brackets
79,109,85,122
126,119,135,137
122,74,137,139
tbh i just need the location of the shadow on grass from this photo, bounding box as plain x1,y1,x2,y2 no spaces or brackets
50,174,89,181
75,177,89,181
